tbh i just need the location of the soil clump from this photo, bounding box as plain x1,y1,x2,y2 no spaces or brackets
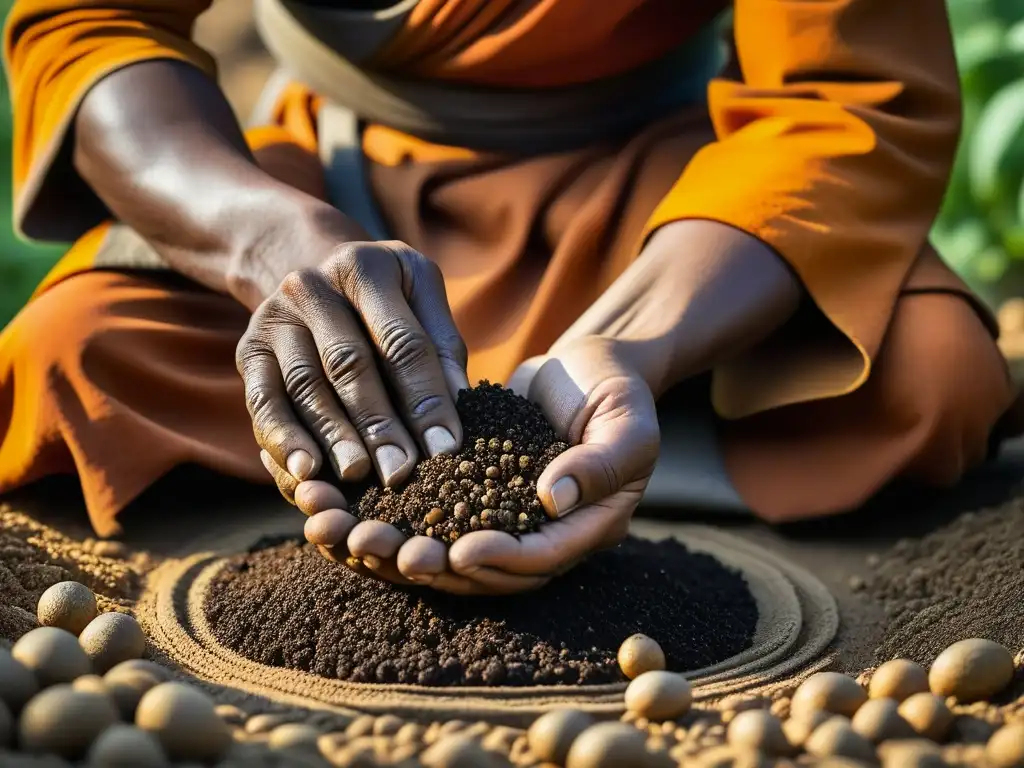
354,383,568,543
204,536,758,687
0,507,147,645
867,499,1024,670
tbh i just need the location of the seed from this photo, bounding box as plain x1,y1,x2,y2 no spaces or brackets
519,512,530,523
268,722,321,752
565,722,649,768
877,738,946,768
617,634,666,680
105,659,170,682
790,672,867,719
782,710,833,749
869,659,929,702
214,704,247,726
458,461,474,475
454,502,469,519
850,697,916,743
804,718,876,762
425,526,435,537
624,670,692,720
36,581,98,637
425,508,445,526
135,682,231,762
488,438,501,451
503,440,513,452
481,509,492,522
18,684,119,758
527,709,593,763
87,723,168,767
79,612,146,673
470,515,481,530
519,456,531,469
421,733,501,767
13,626,92,687
0,647,39,712
986,722,1024,768
104,669,160,720
928,638,1014,702
898,692,954,742
726,709,790,756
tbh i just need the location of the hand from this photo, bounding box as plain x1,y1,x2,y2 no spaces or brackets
236,230,477,585
441,337,661,592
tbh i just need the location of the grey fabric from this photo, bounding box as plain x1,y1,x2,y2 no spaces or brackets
253,0,726,154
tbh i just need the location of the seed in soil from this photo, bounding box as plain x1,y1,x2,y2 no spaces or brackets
18,684,119,759
564,722,649,768
790,672,867,719
624,670,693,720
204,536,757,687
804,718,876,763
868,659,929,702
87,723,168,768
12,626,92,687
135,682,231,763
726,710,791,756
527,710,594,764
78,612,146,673
986,722,1024,768
36,581,97,637
617,634,666,680
927,638,1014,702
352,383,569,543
897,692,954,742
850,697,916,743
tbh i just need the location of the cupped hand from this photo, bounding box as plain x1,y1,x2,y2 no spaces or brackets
443,337,661,592
236,232,476,585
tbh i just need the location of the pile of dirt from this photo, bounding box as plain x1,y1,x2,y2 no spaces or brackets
0,506,148,644
867,498,1024,666
355,383,568,543
204,536,759,687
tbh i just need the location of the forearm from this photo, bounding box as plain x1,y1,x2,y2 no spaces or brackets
72,59,347,309
552,219,802,397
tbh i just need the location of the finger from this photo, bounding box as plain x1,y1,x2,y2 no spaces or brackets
396,538,538,594
327,243,464,459
273,324,372,482
448,504,629,577
506,356,546,399
346,520,412,583
238,338,323,482
294,480,348,517
304,508,359,547
261,449,298,504
398,248,471,398
280,270,419,487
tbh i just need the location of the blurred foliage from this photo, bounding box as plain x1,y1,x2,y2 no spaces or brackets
0,0,1023,328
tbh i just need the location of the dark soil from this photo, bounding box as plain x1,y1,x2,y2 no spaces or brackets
354,383,568,544
868,498,1024,665
204,536,758,687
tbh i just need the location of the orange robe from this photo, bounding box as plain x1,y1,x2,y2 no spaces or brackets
0,0,1016,535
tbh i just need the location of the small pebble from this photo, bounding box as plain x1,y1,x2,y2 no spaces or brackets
268,723,321,752
104,659,169,682
245,711,302,734
87,723,169,767
726,710,790,756
877,738,946,768
425,508,445,526
850,697,916,743
527,709,594,764
36,582,98,637
214,704,248,726
869,659,930,702
625,671,693,720
18,684,119,758
0,699,11,748
421,734,503,767
78,613,146,674
987,722,1024,768
345,713,376,739
135,682,231,762
0,647,40,711
394,721,426,746
104,670,160,720
790,672,867,719
617,634,666,680
565,722,650,768
803,718,876,763
928,638,1015,702
372,713,404,736
898,693,954,742
12,627,92,687
782,710,834,751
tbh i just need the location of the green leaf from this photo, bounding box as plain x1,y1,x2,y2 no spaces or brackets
968,79,1024,209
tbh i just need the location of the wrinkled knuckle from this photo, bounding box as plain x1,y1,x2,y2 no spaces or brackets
377,319,431,373
320,341,369,385
279,269,318,301
282,362,323,405
244,386,277,433
407,393,446,420
351,412,398,442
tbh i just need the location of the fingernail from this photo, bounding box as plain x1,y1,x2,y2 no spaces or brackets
332,442,370,481
423,426,457,458
287,450,315,481
550,476,581,517
375,445,408,485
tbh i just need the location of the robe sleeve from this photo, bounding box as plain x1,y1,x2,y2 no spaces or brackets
3,0,218,242
642,0,962,419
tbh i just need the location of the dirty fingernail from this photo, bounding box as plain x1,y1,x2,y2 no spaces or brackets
423,426,457,458
375,445,408,485
287,449,315,481
550,476,581,517
332,442,370,481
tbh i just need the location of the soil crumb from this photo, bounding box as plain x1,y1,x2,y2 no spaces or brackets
354,382,568,543
205,537,758,687
0,505,148,644
868,499,1024,665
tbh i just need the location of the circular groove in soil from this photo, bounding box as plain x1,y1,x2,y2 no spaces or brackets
136,524,838,723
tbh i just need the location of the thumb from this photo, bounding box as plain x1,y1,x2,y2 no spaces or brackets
527,352,660,517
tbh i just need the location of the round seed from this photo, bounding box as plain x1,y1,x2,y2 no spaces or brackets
18,684,119,758
36,582,98,637
135,682,231,762
898,693,954,742
624,670,692,720
928,639,1015,703
869,659,929,702
790,672,867,719
87,723,169,767
565,722,649,768
617,634,666,680
425,508,445,526
804,718,876,762
78,613,146,674
850,697,916,743
12,626,92,687
986,722,1024,768
527,709,593,764
726,709,791,756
